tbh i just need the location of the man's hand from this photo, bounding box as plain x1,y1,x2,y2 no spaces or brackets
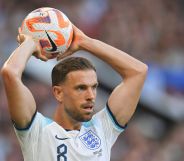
17,28,48,61
57,25,89,60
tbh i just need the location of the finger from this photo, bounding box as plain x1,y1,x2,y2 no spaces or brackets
55,52,62,60
18,34,26,44
33,52,48,61
33,52,39,59
17,27,21,42
39,55,48,62
17,34,25,45
56,54,62,61
56,51,72,61
38,50,49,61
16,35,20,45
46,52,60,59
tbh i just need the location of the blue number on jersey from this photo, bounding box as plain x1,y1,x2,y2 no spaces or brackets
57,144,67,161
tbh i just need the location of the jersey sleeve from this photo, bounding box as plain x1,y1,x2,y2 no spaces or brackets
13,112,53,160
92,104,127,147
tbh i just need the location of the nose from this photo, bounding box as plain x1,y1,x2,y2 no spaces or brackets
86,88,96,100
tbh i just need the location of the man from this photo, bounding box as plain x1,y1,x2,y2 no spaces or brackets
1,25,148,161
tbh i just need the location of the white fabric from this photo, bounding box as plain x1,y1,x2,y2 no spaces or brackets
14,107,124,161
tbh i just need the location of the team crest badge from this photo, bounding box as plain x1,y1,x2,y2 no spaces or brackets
79,130,101,150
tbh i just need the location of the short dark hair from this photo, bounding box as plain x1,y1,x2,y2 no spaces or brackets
51,57,96,86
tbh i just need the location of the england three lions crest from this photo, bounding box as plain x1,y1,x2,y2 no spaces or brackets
79,130,101,150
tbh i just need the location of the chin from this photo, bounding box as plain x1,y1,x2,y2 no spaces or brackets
80,114,93,122
83,117,92,122
74,112,94,122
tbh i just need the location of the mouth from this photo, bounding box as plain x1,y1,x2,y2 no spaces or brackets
82,103,94,113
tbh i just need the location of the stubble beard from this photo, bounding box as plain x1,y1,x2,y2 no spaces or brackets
65,105,94,123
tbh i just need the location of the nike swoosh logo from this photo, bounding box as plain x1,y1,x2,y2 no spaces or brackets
45,31,57,52
55,135,70,140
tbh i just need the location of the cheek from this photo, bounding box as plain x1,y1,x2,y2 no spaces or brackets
63,91,83,106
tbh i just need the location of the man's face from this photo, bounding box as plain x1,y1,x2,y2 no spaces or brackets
61,70,98,122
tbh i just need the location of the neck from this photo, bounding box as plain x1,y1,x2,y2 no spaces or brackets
53,106,82,131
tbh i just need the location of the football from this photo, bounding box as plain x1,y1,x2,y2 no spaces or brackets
20,7,73,58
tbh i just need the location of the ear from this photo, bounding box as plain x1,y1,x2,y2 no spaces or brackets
52,86,63,103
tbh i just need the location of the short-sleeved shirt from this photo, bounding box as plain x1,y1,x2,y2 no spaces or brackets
14,105,126,161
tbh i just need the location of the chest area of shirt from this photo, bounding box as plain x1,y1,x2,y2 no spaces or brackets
41,128,105,158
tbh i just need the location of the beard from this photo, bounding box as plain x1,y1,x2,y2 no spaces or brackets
64,104,94,122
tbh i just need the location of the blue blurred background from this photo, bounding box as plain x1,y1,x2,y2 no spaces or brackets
0,0,184,161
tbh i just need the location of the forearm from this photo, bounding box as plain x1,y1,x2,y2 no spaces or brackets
1,38,37,128
81,38,147,78
1,39,35,78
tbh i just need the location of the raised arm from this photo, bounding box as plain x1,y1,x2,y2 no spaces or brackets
1,34,47,128
58,25,148,127
84,39,148,126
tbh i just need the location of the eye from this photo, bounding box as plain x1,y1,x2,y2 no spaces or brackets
76,85,87,91
91,84,98,91
92,85,97,90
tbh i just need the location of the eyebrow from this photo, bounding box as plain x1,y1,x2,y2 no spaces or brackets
74,82,99,88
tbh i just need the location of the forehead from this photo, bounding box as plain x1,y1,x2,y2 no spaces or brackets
65,70,97,85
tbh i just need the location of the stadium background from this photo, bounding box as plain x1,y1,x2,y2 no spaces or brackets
0,0,184,160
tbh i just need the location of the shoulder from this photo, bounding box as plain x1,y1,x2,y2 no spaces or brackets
83,105,126,132
14,112,54,132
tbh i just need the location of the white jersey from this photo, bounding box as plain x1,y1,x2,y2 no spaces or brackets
14,105,125,161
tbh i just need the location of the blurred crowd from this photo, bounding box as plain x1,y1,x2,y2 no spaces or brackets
0,0,184,161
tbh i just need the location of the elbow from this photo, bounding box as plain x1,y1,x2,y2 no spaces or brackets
140,63,148,76
138,63,148,80
1,65,20,81
131,63,148,79
1,65,9,78
123,63,148,79
132,63,148,76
